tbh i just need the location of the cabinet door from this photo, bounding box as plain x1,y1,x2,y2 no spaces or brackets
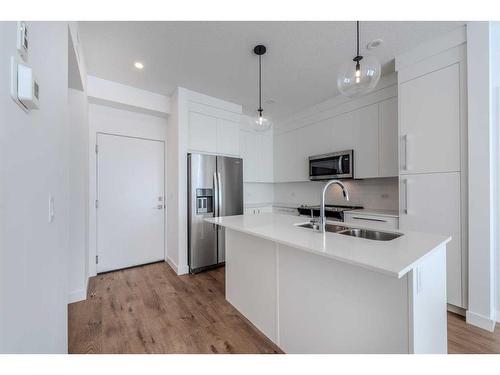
274,131,301,182
399,64,460,174
353,104,379,179
260,133,274,182
379,97,398,177
399,172,463,307
240,130,259,182
344,212,398,230
217,119,239,156
189,111,217,153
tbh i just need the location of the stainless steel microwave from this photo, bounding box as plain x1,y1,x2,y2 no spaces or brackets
308,150,354,180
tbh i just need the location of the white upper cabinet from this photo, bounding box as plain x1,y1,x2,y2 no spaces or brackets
353,104,379,179
273,92,398,183
379,97,398,177
399,63,461,174
188,111,217,153
217,118,240,156
188,102,241,156
240,130,273,183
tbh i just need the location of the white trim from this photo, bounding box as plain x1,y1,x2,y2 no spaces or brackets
68,277,88,304
87,75,171,116
466,310,496,332
395,26,466,72
88,96,168,118
166,257,189,275
275,73,397,133
447,304,466,317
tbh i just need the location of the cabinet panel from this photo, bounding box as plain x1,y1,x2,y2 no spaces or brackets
217,119,239,156
379,98,398,177
188,111,217,153
399,172,462,307
260,133,274,182
274,131,301,182
240,130,273,182
353,104,379,179
399,64,460,174
344,213,398,230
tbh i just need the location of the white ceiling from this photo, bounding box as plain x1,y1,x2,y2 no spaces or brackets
79,21,464,120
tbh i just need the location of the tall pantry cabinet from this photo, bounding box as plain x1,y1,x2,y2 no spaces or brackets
396,34,468,309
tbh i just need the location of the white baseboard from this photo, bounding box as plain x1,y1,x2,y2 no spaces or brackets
166,257,189,275
68,276,89,304
447,304,466,316
466,310,496,332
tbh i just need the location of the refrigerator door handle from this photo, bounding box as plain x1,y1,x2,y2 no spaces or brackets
213,171,219,217
217,171,222,217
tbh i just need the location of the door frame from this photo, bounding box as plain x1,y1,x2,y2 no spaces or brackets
89,131,167,277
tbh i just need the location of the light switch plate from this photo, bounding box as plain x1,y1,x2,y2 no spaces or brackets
48,195,55,223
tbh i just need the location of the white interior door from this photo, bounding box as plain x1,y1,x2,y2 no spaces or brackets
97,133,165,273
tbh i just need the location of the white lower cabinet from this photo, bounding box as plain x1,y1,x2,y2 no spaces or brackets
344,212,398,231
399,172,463,307
245,206,273,215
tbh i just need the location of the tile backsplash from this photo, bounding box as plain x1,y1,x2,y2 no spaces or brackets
273,178,399,210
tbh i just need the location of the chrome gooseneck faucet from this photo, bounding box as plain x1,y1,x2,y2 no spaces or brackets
318,180,350,233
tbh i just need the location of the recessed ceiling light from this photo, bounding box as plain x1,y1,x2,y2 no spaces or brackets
134,61,144,70
366,39,383,50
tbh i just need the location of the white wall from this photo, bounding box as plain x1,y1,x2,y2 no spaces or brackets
68,89,89,303
88,103,168,277
274,178,398,210
244,183,274,206
466,21,498,330
492,22,500,321
0,22,69,353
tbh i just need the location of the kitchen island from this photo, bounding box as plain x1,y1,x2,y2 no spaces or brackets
205,213,451,354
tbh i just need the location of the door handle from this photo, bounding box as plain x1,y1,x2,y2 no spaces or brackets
217,172,222,217
213,172,219,217
157,204,164,210
401,134,409,171
401,178,408,215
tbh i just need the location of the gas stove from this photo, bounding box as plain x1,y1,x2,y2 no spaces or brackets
297,204,363,221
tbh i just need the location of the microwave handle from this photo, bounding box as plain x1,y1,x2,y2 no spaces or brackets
338,156,343,174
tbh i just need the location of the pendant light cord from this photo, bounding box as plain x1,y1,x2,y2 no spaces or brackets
258,55,262,114
356,21,360,57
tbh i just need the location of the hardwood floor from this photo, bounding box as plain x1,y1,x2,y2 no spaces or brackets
68,262,281,354
69,262,500,354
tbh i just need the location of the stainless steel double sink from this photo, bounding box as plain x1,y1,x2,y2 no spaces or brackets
295,222,403,241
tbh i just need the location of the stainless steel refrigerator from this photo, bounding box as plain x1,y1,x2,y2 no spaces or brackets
188,153,243,273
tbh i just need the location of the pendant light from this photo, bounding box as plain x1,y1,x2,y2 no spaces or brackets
253,44,272,131
337,21,381,98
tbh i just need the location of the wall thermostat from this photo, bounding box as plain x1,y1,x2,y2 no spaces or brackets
17,21,29,61
10,57,40,112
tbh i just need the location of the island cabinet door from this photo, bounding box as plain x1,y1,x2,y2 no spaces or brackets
408,244,448,354
225,229,278,343
277,244,410,354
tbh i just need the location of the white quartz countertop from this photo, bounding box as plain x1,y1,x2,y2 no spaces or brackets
205,213,450,279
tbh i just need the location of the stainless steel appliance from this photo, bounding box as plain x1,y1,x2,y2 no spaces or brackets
297,204,363,222
188,153,243,273
309,150,354,180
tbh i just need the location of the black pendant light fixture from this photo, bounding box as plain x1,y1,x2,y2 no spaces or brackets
253,44,272,131
337,21,381,98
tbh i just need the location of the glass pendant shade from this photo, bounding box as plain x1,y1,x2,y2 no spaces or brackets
254,113,272,132
337,55,381,98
